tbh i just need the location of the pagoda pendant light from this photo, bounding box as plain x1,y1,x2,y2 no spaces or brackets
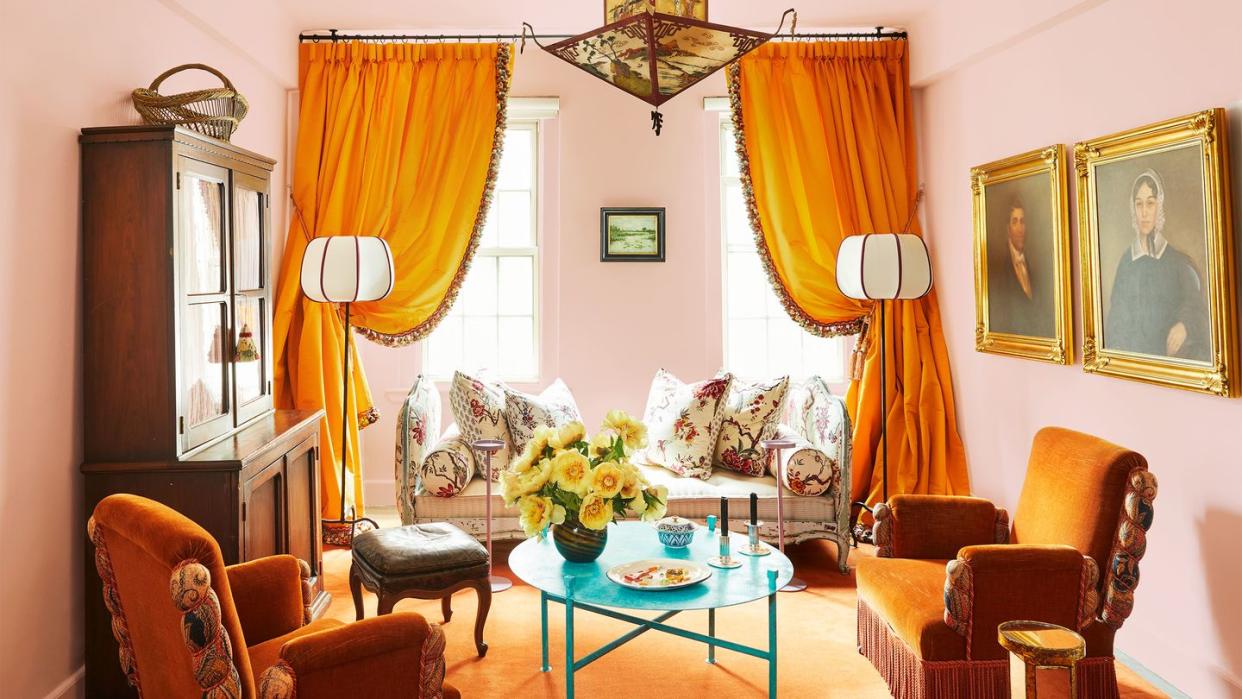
524,2,795,134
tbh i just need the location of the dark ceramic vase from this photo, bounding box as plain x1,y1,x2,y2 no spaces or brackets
552,520,608,562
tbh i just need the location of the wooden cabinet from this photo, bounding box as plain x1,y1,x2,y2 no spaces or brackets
79,126,327,697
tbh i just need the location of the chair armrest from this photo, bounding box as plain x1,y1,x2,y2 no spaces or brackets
943,544,1099,661
258,613,455,699
226,554,306,645
873,494,1008,559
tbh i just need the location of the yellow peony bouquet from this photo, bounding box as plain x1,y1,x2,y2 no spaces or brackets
501,410,669,538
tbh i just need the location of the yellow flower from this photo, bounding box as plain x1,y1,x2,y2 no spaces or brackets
525,425,555,459
551,450,592,495
618,462,643,499
510,449,536,474
588,432,614,458
591,461,625,498
640,485,669,522
519,496,566,538
627,488,648,517
604,409,648,451
550,421,586,450
504,458,552,505
578,493,614,530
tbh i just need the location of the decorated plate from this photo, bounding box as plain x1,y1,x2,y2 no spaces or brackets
606,558,712,591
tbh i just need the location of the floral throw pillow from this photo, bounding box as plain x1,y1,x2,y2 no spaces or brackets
713,375,790,477
395,374,441,522
504,379,583,455
641,369,733,480
448,371,512,481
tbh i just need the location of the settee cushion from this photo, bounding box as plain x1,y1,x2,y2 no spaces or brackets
411,462,835,525
395,374,440,523
713,375,789,477
641,369,733,480
448,371,512,481
503,379,582,455
417,426,476,497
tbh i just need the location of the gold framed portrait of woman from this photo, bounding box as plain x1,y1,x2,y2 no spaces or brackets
1076,108,1237,396
972,144,1073,363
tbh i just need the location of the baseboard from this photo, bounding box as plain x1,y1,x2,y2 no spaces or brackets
43,667,84,699
1115,650,1190,698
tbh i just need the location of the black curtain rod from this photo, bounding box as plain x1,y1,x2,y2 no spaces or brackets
298,28,907,43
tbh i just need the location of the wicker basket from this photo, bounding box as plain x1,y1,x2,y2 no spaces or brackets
131,64,249,142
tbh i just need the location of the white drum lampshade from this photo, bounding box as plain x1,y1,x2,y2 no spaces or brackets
300,236,395,303
836,233,932,301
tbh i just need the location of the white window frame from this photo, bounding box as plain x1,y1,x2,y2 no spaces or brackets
423,118,541,383
717,116,853,386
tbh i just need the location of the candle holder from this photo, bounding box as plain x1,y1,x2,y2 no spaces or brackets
707,532,742,569
740,521,771,556
761,438,807,592
472,439,512,593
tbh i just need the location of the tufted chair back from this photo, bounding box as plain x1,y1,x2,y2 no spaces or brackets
88,494,254,698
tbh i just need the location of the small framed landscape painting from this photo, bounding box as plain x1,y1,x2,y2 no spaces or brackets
601,207,666,262
1076,108,1237,396
605,0,708,23
972,144,1073,364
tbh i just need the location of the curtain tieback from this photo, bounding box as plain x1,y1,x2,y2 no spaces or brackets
850,308,875,381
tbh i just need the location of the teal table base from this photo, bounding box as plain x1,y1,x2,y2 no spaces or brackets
541,573,779,698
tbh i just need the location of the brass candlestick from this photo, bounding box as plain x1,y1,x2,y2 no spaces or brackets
740,521,771,556
707,531,742,569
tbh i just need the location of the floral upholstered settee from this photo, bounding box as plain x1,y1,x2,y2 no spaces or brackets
395,371,853,573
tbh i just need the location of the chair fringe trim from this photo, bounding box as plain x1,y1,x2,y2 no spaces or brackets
87,517,143,693
858,599,1120,698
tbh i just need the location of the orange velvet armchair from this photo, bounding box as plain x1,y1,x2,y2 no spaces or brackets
87,494,460,698
855,427,1157,698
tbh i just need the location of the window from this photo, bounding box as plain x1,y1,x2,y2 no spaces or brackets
424,122,539,380
719,121,850,382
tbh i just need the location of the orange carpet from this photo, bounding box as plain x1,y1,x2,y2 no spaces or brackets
325,519,1166,698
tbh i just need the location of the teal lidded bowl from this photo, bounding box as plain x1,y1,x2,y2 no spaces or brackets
655,516,696,548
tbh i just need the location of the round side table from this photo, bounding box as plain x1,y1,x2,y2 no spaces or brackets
998,620,1086,698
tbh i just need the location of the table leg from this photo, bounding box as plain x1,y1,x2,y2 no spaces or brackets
706,607,716,664
565,577,576,699
768,590,778,697
540,590,550,672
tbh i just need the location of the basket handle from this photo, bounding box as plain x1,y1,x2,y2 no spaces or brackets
148,63,236,92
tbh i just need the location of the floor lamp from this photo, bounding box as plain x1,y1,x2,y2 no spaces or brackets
835,233,932,539
301,236,396,546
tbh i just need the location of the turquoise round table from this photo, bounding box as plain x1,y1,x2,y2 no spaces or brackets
509,521,793,698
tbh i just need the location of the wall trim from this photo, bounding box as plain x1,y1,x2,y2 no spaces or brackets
43,666,84,699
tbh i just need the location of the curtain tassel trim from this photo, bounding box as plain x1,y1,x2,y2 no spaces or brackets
726,63,866,339
353,43,515,348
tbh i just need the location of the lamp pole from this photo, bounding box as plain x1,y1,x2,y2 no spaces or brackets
323,302,378,545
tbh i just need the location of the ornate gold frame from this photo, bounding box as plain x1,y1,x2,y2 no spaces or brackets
972,144,1073,364
1075,108,1237,396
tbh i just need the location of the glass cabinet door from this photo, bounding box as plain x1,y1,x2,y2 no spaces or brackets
178,158,234,451
232,172,273,425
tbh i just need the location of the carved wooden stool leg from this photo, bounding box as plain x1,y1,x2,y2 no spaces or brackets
473,577,492,657
441,593,453,623
349,563,365,621
377,593,396,616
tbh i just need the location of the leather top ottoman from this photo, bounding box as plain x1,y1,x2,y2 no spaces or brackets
350,522,493,656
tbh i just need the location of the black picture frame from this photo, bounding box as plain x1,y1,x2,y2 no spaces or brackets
600,207,666,262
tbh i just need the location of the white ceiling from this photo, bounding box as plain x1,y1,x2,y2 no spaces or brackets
282,0,936,36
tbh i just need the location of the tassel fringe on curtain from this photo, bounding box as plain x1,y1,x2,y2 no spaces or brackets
273,42,514,527
727,40,970,515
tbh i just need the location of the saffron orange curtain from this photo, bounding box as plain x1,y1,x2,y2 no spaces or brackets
274,42,513,522
728,40,970,513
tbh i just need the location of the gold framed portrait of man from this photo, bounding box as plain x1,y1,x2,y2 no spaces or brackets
972,144,1073,363
1076,108,1237,396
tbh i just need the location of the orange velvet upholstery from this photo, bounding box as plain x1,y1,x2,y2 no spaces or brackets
228,555,307,646
876,495,1004,559
855,427,1155,699
89,494,457,699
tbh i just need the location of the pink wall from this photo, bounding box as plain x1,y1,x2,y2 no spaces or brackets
0,2,292,696
357,49,729,499
915,0,1242,695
